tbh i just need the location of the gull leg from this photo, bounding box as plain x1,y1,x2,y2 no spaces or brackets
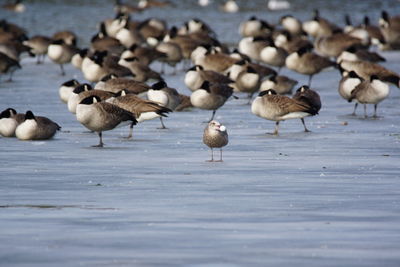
207,148,214,162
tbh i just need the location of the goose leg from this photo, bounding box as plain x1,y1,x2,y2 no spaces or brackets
269,121,280,135
6,71,15,82
364,104,367,118
158,117,167,129
351,103,358,116
92,132,104,147
36,55,41,64
208,110,216,122
301,118,311,132
60,64,65,76
160,62,165,74
247,93,254,104
125,123,134,139
373,104,378,118
308,74,313,87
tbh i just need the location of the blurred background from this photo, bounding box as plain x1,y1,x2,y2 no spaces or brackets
3,0,400,47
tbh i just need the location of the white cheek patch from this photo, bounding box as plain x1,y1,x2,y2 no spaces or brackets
219,125,226,132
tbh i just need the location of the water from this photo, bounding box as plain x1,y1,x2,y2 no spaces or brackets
1,0,400,266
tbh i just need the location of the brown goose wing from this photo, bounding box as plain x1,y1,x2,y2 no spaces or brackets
267,95,317,116
210,83,234,99
99,102,137,124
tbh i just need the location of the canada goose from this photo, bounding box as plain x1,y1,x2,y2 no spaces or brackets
348,75,390,118
182,18,215,36
285,45,335,86
15,111,61,140
155,41,182,74
0,108,24,137
259,40,288,72
190,81,234,122
114,0,143,15
76,96,137,147
239,16,274,37
251,89,318,135
260,74,298,95
175,93,193,111
0,19,27,40
339,60,400,87
337,45,385,63
115,21,144,48
379,11,400,48
47,39,78,75
82,51,132,83
71,48,89,69
292,85,321,132
91,23,125,55
118,56,162,82
81,51,109,83
280,15,302,35
67,83,93,114
220,0,239,13
102,12,131,38
230,48,251,61
225,59,246,81
338,70,362,115
52,31,77,46
164,27,203,60
0,51,21,82
0,41,23,62
198,0,209,7
343,15,370,45
147,81,180,128
23,35,52,64
59,79,80,104
203,120,228,162
314,32,363,58
238,36,271,61
2,0,25,13
138,0,171,9
235,66,261,100
273,30,312,54
248,61,277,79
136,18,167,41
121,44,166,65
68,84,115,114
302,10,341,38
268,0,290,10
362,16,385,45
95,75,150,94
196,50,239,73
107,89,171,138
185,65,233,91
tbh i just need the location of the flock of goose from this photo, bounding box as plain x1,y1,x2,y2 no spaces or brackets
0,1,400,161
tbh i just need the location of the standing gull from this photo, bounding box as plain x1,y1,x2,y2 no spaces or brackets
203,120,228,162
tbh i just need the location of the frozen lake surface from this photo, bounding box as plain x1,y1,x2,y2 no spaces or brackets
1,0,400,266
